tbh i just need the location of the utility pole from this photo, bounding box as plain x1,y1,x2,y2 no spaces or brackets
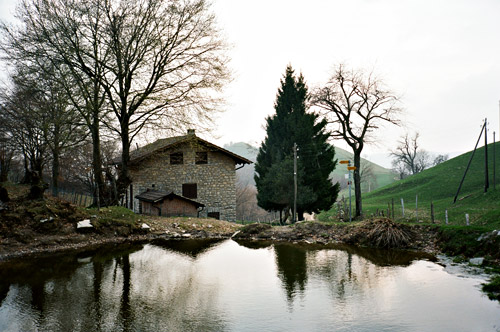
454,121,486,203
293,142,297,223
485,118,489,193
494,131,496,190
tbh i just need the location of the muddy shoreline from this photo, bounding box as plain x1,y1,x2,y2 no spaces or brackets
0,218,442,263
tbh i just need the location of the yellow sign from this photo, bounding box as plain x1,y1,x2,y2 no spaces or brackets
339,160,349,164
347,166,357,170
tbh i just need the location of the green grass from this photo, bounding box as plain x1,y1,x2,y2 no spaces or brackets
332,142,500,229
86,206,140,228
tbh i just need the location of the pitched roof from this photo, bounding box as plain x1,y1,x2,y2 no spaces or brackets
135,189,205,208
114,131,252,166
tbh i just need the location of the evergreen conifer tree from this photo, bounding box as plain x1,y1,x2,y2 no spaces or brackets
255,65,339,222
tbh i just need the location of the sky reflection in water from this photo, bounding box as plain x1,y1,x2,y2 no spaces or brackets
0,239,499,332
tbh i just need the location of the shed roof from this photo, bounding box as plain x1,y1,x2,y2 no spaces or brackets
135,189,205,208
114,130,252,166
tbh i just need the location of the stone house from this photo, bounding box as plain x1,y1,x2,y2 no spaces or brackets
124,129,251,221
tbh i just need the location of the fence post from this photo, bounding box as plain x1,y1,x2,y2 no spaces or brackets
401,198,405,218
392,198,395,220
415,195,418,221
445,209,448,225
466,213,470,226
431,202,435,223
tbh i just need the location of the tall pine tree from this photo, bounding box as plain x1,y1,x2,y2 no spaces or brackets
255,65,339,222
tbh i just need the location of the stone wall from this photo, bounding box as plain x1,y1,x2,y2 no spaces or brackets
129,140,237,221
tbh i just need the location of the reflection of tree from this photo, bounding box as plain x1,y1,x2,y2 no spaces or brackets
0,284,9,307
92,260,104,327
31,281,45,313
274,243,308,303
119,255,132,332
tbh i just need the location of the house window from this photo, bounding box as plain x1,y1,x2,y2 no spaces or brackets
182,183,197,199
195,152,208,164
170,152,183,165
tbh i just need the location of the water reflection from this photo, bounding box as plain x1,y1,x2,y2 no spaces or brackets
274,243,308,303
0,240,499,332
150,238,223,258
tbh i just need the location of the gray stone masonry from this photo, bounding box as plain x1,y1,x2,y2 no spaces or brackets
129,140,237,221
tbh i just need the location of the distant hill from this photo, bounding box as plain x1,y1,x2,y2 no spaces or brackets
224,142,396,192
332,147,397,194
224,142,258,186
359,142,500,227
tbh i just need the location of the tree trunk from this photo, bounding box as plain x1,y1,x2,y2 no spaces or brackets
21,154,32,184
51,140,60,197
91,117,105,207
297,210,304,222
0,159,9,182
116,117,132,204
353,151,362,218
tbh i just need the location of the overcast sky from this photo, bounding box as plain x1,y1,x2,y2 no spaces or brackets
1,0,500,167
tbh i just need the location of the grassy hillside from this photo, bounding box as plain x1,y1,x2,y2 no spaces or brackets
361,142,500,228
332,147,396,194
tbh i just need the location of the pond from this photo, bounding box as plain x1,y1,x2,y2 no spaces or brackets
0,239,499,332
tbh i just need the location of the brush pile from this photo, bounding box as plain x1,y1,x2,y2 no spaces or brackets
344,218,415,249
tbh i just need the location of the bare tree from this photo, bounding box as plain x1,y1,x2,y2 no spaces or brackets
0,106,15,182
432,154,448,166
391,158,409,180
312,64,401,218
0,69,50,197
391,132,430,175
2,0,230,204
360,161,376,192
1,0,110,204
96,0,230,200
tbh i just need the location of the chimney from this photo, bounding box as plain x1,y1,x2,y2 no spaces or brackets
187,129,195,135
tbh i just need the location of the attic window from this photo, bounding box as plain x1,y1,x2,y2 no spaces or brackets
170,152,183,165
195,152,208,164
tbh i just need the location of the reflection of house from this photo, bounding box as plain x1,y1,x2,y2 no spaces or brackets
122,129,251,221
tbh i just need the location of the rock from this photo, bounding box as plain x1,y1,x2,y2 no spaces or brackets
478,230,500,241
469,257,484,266
208,224,213,228
76,219,94,233
141,223,150,230
182,233,192,238
40,217,54,224
171,232,181,238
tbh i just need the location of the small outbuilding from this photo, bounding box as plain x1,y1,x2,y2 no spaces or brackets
135,189,205,218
